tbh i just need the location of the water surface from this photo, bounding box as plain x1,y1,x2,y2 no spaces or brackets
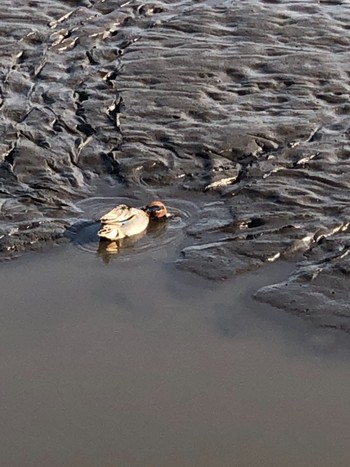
1,244,350,467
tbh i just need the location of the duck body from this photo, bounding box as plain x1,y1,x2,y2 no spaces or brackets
98,201,168,241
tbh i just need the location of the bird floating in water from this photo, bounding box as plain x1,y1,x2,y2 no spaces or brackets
97,201,169,241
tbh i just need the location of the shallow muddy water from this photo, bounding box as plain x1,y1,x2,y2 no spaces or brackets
1,243,350,467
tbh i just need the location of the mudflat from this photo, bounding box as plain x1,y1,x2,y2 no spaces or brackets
0,0,349,328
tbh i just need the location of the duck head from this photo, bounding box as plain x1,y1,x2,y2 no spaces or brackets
97,223,124,240
144,201,169,219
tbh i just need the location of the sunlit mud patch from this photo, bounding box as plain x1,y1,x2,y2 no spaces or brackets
67,196,195,262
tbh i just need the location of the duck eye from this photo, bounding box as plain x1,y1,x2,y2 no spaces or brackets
148,206,161,213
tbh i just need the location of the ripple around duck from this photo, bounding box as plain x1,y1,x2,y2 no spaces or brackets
68,196,196,262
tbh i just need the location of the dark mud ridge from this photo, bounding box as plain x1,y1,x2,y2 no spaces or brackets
0,0,349,330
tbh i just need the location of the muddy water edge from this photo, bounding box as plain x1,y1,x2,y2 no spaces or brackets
1,0,350,465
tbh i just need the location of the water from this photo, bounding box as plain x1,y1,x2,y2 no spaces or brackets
1,243,350,467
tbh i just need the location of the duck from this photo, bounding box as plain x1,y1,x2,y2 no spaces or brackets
97,200,169,241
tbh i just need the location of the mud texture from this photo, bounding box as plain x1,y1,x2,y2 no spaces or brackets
0,0,349,329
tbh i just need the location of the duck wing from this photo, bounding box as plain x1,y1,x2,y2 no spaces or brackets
119,211,149,237
100,205,133,224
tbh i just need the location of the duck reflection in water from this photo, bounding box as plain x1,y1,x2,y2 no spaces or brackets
97,236,137,264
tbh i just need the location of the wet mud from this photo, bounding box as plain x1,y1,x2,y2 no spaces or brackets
0,0,350,329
